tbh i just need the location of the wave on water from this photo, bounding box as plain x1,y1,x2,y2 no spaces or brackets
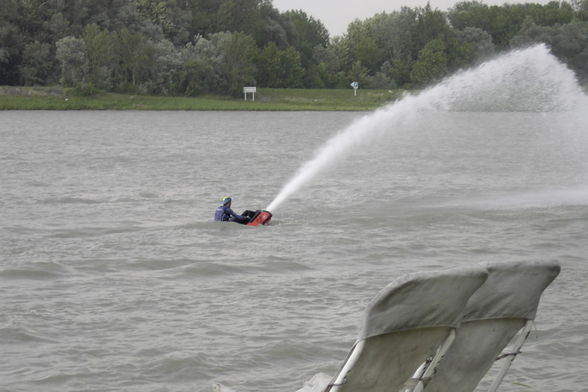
0,326,57,344
0,261,73,280
39,197,104,205
0,268,62,280
38,193,175,205
266,44,588,212
448,187,588,210
48,227,139,239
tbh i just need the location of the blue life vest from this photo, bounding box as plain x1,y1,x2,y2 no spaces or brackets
214,205,229,221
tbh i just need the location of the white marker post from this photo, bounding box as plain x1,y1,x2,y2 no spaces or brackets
350,81,359,96
243,86,256,101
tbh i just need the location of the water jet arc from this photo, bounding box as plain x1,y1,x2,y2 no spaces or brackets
266,44,585,212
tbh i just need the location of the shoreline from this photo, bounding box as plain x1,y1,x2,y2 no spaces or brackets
0,86,404,111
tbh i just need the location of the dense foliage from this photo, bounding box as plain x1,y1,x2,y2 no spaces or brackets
1,0,587,95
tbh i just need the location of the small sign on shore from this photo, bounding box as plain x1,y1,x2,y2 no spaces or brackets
350,81,359,96
243,87,257,101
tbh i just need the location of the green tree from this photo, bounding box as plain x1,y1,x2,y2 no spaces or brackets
284,10,329,87
574,0,588,21
256,42,281,86
176,58,216,95
285,10,329,49
367,8,419,87
216,0,262,34
0,21,23,84
411,39,448,85
313,38,347,87
256,42,304,87
249,1,290,48
176,35,224,95
349,60,370,87
449,1,575,48
44,12,71,42
211,32,258,96
115,28,154,88
136,0,172,33
344,20,380,72
280,46,305,87
83,24,116,89
20,41,54,85
188,0,217,36
389,57,415,87
365,61,397,89
415,3,453,49
55,36,88,87
368,9,419,65
147,38,181,95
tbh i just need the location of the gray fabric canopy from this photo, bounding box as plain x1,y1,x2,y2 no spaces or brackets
423,260,561,392
359,266,488,339
462,260,561,322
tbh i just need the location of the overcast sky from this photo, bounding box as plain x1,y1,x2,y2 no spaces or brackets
272,0,549,37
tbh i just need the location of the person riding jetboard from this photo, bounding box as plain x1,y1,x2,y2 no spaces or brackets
214,196,249,224
214,196,272,226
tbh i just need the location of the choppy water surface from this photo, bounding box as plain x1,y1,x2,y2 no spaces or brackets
1,109,587,392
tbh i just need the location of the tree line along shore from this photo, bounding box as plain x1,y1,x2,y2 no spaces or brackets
1,0,587,107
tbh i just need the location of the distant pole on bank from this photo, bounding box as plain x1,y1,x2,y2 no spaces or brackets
243,86,256,101
350,81,359,96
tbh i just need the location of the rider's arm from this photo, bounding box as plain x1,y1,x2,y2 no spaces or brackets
226,207,245,220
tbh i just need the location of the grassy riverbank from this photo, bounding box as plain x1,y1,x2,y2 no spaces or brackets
0,86,404,111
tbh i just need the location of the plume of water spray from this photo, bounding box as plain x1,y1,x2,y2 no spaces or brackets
266,44,587,212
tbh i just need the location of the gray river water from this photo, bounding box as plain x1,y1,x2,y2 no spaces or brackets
1,110,587,392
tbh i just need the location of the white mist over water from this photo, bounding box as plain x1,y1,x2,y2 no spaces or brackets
266,44,587,212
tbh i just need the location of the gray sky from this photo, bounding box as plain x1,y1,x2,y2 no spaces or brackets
272,0,549,37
